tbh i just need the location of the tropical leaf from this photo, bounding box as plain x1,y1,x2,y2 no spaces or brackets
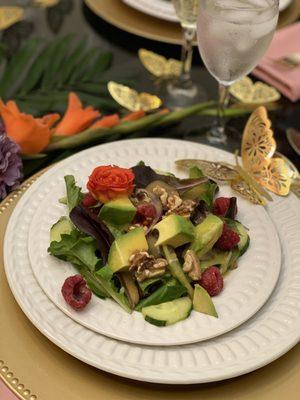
0,35,119,116
68,47,100,84
41,34,74,89
83,52,113,82
0,37,39,98
20,40,53,94
58,37,86,85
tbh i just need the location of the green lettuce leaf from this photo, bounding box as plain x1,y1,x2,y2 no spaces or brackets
48,230,108,298
95,266,131,313
188,166,218,209
135,279,187,311
189,166,204,178
48,230,100,272
64,175,83,211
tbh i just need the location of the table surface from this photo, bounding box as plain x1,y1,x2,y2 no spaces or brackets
0,1,299,399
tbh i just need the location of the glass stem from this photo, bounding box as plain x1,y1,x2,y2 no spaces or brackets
179,27,195,82
217,83,230,134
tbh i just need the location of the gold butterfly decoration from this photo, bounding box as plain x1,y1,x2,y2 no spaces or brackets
229,76,281,105
33,0,60,7
107,81,162,112
138,49,182,78
291,177,300,198
176,106,293,205
0,7,24,31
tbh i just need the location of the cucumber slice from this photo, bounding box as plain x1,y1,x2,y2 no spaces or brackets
50,217,73,243
142,297,192,327
228,247,240,270
234,221,250,256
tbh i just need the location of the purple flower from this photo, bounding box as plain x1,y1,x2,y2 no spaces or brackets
0,123,23,200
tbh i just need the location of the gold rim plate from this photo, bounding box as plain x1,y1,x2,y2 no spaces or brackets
84,0,300,45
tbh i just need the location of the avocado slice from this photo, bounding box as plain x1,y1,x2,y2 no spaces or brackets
193,284,218,318
99,196,136,226
154,214,195,248
181,182,211,201
50,217,73,243
190,214,223,258
108,228,148,273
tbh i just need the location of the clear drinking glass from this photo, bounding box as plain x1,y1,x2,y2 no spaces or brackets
164,0,206,109
197,0,279,144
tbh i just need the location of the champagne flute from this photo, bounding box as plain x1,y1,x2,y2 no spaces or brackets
197,0,279,144
164,0,206,109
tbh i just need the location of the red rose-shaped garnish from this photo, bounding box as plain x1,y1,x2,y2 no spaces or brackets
87,165,135,203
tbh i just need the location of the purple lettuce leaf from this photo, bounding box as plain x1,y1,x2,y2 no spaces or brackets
69,205,114,264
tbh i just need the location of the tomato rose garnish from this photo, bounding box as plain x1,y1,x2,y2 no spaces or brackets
87,165,135,203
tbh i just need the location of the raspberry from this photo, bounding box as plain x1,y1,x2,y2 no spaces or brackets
215,223,240,250
61,274,92,310
199,266,224,296
213,197,237,218
82,192,98,207
135,202,157,226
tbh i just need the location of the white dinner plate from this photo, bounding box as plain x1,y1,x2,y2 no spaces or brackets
122,0,291,23
27,140,281,346
4,139,300,384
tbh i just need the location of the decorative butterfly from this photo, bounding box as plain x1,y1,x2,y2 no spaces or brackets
0,7,24,31
33,0,60,7
107,81,162,112
229,76,281,105
138,49,182,78
176,106,293,205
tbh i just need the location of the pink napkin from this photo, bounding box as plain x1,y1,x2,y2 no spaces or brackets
0,379,18,400
253,22,300,102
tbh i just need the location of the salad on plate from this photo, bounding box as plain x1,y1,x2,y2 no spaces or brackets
48,162,250,327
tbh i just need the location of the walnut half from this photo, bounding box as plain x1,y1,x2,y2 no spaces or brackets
129,251,168,282
152,186,196,219
183,250,202,281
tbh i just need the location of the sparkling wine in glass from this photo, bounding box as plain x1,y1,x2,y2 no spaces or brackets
197,0,279,144
164,0,206,109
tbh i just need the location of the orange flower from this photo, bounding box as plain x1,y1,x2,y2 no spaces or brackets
0,100,60,154
122,110,145,122
90,114,120,130
55,92,100,136
87,165,135,203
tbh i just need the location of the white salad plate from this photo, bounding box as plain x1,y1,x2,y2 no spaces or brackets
122,0,291,23
26,140,281,346
4,139,300,384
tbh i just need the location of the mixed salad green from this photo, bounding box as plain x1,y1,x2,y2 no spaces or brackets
48,162,250,327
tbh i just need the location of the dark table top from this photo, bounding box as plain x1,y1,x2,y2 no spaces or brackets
3,0,299,170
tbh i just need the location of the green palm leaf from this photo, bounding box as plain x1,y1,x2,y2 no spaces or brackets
0,35,118,117
0,38,40,98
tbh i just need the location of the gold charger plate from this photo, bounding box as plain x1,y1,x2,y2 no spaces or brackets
0,167,300,400
84,0,300,45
